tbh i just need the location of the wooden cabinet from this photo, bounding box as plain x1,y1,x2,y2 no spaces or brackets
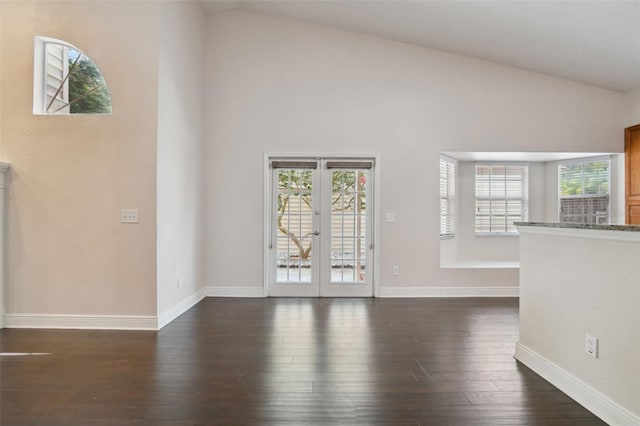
626,124,640,225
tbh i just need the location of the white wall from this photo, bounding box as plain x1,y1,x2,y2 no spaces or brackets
622,89,639,226
611,154,626,224
205,10,625,293
157,1,206,325
544,161,560,222
517,227,640,423
1,1,160,317
624,88,640,127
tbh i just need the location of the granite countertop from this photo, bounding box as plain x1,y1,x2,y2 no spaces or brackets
515,222,640,232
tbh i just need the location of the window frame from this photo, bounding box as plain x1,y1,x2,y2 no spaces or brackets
440,155,457,239
557,156,610,224
33,36,112,115
474,162,529,236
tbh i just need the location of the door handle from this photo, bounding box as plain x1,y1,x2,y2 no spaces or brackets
305,231,319,236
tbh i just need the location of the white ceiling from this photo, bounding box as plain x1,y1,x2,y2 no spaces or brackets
201,0,640,93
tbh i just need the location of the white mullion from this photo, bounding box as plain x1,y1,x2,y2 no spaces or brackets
351,171,356,282
489,166,494,233
298,171,303,281
340,173,346,282
337,174,342,282
359,171,366,280
525,166,529,220
290,171,295,281
503,166,508,232
580,162,586,221
286,171,292,282
354,174,358,283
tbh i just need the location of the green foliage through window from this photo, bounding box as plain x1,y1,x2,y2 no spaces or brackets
559,158,610,224
67,49,111,114
276,169,366,260
559,160,609,197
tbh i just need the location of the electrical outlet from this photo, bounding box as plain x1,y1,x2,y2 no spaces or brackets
392,266,399,276
121,209,139,223
177,277,182,288
585,334,598,358
385,213,396,223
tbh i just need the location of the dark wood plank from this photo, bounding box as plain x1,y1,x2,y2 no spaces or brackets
0,298,607,425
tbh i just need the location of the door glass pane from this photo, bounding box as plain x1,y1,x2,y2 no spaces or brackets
331,170,367,283
276,169,314,283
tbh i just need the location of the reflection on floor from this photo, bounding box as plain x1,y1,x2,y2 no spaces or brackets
0,297,606,425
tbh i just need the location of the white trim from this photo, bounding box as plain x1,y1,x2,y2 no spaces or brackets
0,163,9,329
517,224,640,242
4,314,157,330
157,288,207,330
440,261,519,269
515,342,640,426
205,286,266,297
475,161,530,166
263,154,271,298
378,286,519,298
372,155,381,297
263,152,381,298
558,154,611,166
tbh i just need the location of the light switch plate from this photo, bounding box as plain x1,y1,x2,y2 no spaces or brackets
585,334,598,358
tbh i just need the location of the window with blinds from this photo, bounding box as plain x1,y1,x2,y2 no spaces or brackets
34,36,112,114
558,157,610,224
475,163,528,235
440,156,456,239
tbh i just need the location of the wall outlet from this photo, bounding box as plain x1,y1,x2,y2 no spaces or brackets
121,209,139,223
392,265,399,276
177,277,182,288
585,334,598,358
385,213,396,223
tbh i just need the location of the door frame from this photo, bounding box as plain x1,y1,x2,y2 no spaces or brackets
263,152,381,297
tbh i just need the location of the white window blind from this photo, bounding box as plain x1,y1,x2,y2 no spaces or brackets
475,163,528,234
440,156,456,238
559,157,610,224
44,43,70,114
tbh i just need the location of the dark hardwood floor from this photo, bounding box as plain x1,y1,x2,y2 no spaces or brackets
1,298,606,425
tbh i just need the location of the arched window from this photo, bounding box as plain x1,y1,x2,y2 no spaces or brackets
33,36,112,115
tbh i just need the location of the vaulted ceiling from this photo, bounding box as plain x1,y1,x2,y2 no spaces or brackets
202,0,640,93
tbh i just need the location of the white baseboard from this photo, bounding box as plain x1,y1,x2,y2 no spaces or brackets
205,286,265,297
157,288,207,330
4,313,157,330
515,342,640,426
1,287,517,330
203,286,517,298
378,286,519,298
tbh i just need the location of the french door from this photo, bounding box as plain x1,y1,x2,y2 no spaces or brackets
268,158,374,297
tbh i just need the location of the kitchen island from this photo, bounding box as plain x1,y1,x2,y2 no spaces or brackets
515,222,640,425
